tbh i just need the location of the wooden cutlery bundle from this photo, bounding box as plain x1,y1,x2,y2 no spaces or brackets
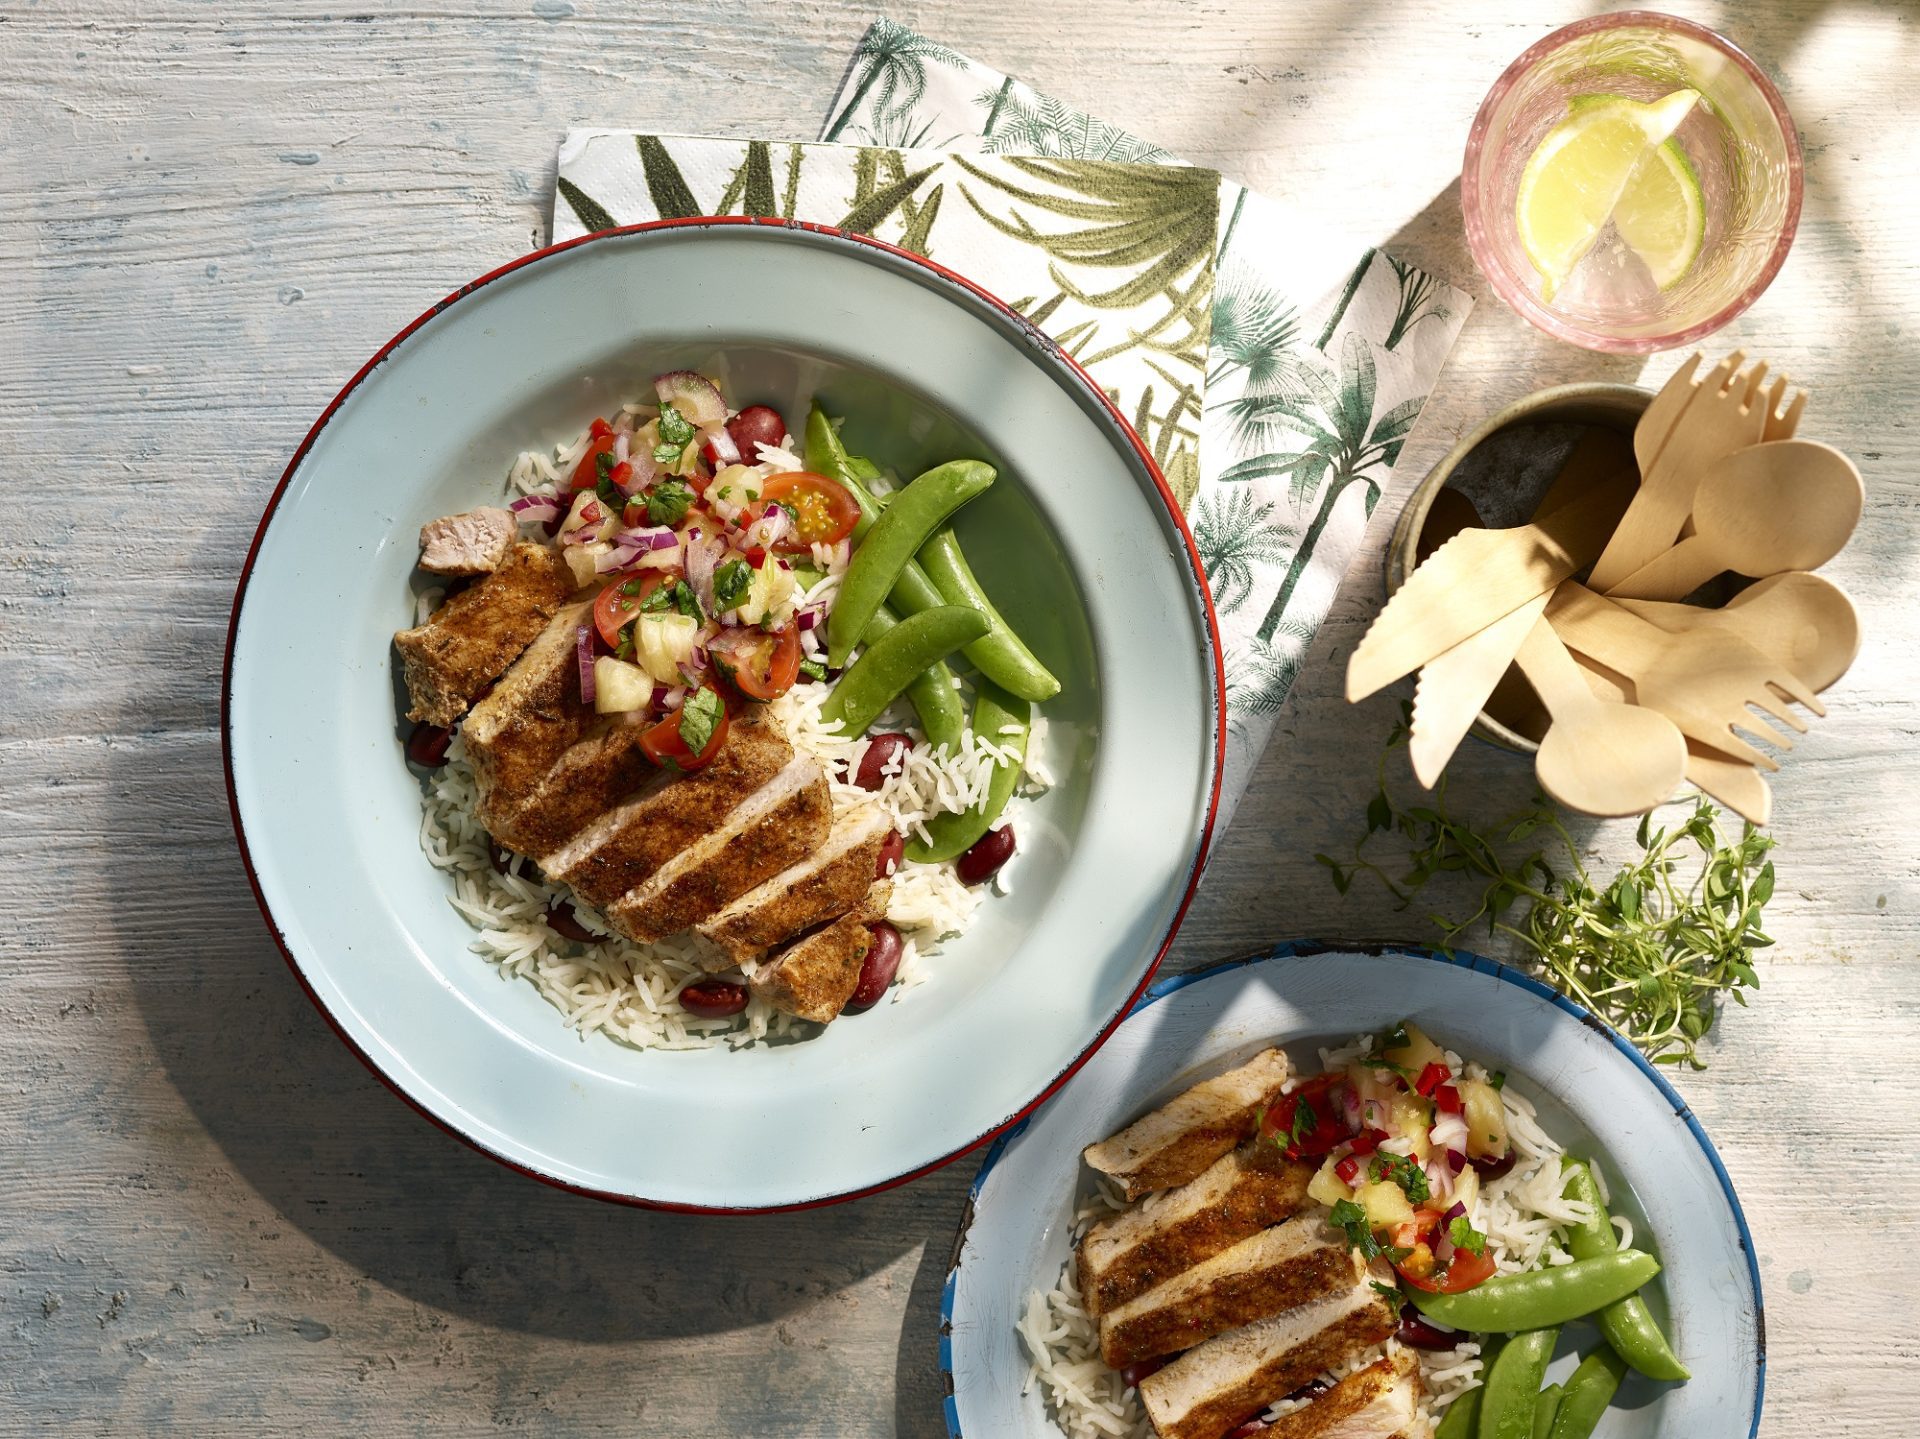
1355,354,1864,822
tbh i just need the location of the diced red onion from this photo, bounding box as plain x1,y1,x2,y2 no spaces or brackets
796,609,818,632
616,525,680,552
576,626,595,704
509,493,561,522
702,424,741,466
594,545,642,574
662,686,686,712
685,535,718,613
614,431,631,464
742,505,792,551
1446,1148,1467,1174
1444,1200,1467,1222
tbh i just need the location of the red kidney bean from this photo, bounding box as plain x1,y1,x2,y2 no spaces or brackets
489,841,516,876
1470,1148,1518,1180
544,899,597,943
678,980,749,1019
874,829,905,880
405,721,455,768
726,405,788,455
956,824,1015,885
1119,1355,1170,1389
853,732,914,791
1397,1306,1462,1351
843,924,903,1014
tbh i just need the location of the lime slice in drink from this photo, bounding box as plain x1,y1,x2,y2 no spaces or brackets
1515,89,1702,300
1613,137,1706,290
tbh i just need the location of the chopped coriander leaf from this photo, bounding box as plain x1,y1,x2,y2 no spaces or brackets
595,473,624,510
677,687,724,754
614,629,634,661
1489,1070,1508,1092
638,584,674,614
596,450,617,480
1380,1022,1412,1054
645,479,695,526
1289,1098,1319,1146
669,579,704,624
1371,1152,1431,1205
712,559,753,612
656,404,695,448
1370,1279,1403,1303
798,656,828,682
1448,1216,1488,1256
1328,1199,1381,1260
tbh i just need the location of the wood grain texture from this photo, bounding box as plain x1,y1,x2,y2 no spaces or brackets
1,0,1915,1433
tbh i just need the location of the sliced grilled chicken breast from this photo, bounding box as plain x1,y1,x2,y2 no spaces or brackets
1078,1143,1314,1317
394,541,572,727
1084,1049,1292,1200
420,507,517,575
606,753,831,941
1139,1280,1398,1439
694,804,892,968
1097,1219,1363,1369
486,716,661,859
747,885,890,1024
539,710,792,909
464,603,594,820
1260,1351,1428,1439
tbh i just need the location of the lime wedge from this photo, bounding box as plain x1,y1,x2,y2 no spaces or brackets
1515,89,1702,300
1613,138,1706,290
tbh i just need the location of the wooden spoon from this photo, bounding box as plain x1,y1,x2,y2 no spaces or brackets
1512,618,1688,817
1605,440,1864,601
1612,572,1861,693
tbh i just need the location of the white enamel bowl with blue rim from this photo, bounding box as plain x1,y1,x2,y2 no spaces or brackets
942,943,1763,1437
223,219,1223,1211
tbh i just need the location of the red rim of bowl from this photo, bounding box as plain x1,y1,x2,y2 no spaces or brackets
220,215,1229,1214
1461,10,1804,354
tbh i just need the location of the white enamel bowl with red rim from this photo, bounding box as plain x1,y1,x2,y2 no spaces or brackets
222,219,1224,1210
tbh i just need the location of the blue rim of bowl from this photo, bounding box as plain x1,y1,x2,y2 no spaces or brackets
219,216,1229,1214
937,939,1765,1436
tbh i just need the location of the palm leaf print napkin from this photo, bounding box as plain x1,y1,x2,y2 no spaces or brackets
819,19,1473,826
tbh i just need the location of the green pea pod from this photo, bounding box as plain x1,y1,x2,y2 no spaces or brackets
820,605,987,738
916,529,1061,702
1561,1159,1690,1381
1479,1327,1559,1439
1409,1252,1661,1334
1547,1347,1628,1439
1530,1384,1563,1439
1434,1385,1483,1439
861,605,965,751
826,461,995,667
804,407,881,535
905,679,1030,863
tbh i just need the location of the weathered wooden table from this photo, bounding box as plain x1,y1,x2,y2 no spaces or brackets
5,1,1913,1433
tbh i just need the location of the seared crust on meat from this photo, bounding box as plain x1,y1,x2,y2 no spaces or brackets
1261,1350,1427,1439
607,755,831,941
485,717,661,858
695,805,891,967
1138,1282,1398,1439
747,907,881,1024
465,603,594,818
394,542,572,726
1096,1220,1362,1369
1084,1049,1292,1200
1078,1143,1314,1317
420,507,516,575
539,710,792,908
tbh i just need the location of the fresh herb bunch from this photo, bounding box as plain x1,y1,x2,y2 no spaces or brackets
1318,708,1776,1070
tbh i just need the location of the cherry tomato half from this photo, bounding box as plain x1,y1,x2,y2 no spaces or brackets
1401,1246,1497,1294
758,472,860,553
710,625,800,702
639,688,730,772
1258,1073,1357,1157
568,417,617,493
592,568,678,650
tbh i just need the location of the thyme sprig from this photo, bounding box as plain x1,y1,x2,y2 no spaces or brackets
1318,710,1776,1069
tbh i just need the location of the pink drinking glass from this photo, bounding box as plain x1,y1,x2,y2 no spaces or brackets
1462,12,1803,353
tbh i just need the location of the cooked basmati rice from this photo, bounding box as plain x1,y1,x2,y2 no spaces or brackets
1019,1041,1589,1435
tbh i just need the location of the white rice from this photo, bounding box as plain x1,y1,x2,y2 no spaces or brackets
418,408,1051,1049
1019,1046,1589,1435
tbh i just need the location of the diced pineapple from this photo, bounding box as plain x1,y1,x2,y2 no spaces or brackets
1390,1093,1434,1163
1383,1021,1444,1076
736,553,797,627
1359,1179,1415,1229
593,657,652,714
559,488,617,544
1452,1166,1480,1217
1460,1078,1510,1160
634,612,699,684
1308,1156,1353,1209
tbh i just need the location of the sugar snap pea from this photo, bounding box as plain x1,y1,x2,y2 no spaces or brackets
803,407,886,541
1561,1159,1690,1381
917,529,1061,702
820,605,986,738
1530,1384,1563,1439
905,678,1030,863
1408,1252,1661,1334
1547,1348,1628,1439
1434,1384,1482,1439
1479,1327,1558,1439
826,461,995,667
861,606,965,751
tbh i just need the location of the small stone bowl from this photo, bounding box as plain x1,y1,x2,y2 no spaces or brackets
1385,382,1650,755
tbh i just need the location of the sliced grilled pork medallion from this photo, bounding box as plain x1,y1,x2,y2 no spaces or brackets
606,754,831,942
420,507,517,575
1096,1219,1363,1369
1078,1143,1315,1317
394,541,572,727
747,887,890,1024
540,710,792,910
1257,1350,1428,1439
693,804,892,967
1084,1049,1292,1200
485,715,663,859
464,603,595,819
1138,1280,1399,1439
